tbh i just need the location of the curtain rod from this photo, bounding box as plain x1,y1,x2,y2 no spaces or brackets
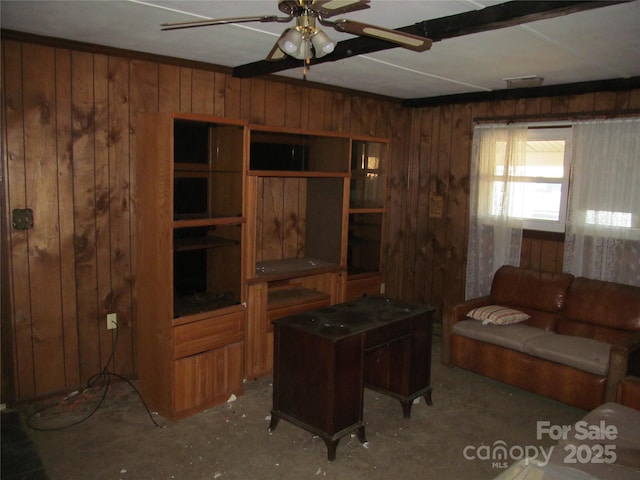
473,108,640,124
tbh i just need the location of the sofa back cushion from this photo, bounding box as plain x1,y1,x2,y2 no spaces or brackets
491,266,574,312
559,277,640,343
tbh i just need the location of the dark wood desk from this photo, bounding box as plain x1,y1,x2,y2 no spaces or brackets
268,296,434,460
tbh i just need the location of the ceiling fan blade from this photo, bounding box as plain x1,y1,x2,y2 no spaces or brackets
333,19,432,52
267,44,287,61
312,0,371,17
161,15,290,31
266,34,288,61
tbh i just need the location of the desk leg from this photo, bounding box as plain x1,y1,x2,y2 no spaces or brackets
400,387,433,419
324,438,340,461
323,426,367,461
401,400,413,419
356,425,368,445
268,412,280,432
423,386,433,406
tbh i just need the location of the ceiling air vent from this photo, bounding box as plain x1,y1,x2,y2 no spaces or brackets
504,75,544,89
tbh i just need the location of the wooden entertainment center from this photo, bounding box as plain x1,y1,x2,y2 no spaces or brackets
135,112,390,419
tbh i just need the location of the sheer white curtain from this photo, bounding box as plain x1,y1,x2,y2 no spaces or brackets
466,124,528,298
563,118,640,286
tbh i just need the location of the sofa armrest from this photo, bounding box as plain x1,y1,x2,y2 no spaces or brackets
442,295,492,366
617,376,640,410
605,331,640,402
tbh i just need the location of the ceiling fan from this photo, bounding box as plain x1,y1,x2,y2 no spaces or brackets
161,0,432,66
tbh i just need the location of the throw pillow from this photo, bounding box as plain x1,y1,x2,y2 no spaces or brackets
467,305,530,325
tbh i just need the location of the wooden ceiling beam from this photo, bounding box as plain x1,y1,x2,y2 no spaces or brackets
232,0,628,79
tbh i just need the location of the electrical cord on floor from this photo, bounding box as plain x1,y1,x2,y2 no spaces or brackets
26,322,166,431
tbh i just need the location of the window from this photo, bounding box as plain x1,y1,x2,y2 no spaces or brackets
569,119,639,233
585,210,634,228
563,118,640,286
468,119,640,294
489,126,571,232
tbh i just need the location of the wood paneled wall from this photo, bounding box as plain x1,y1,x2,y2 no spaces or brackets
256,177,307,262
520,232,565,272
388,90,640,322
2,36,639,402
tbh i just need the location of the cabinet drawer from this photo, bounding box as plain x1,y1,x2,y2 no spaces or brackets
174,311,244,359
346,274,382,302
267,287,331,333
364,319,410,349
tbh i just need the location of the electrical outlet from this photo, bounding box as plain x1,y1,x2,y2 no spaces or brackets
107,313,118,330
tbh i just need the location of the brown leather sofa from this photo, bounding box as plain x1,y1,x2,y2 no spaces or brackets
443,266,640,411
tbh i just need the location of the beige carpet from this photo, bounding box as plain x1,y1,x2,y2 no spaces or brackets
20,336,586,480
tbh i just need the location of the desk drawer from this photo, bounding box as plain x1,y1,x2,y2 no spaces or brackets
174,311,244,359
364,319,410,349
267,287,331,333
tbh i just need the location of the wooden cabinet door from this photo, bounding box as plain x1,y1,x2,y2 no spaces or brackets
172,342,243,419
364,337,411,395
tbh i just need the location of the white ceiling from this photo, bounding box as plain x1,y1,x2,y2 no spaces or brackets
2,0,639,100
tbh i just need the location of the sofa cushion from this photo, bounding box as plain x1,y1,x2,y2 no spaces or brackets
491,266,574,313
562,277,640,332
467,305,530,325
453,320,553,352
524,334,611,376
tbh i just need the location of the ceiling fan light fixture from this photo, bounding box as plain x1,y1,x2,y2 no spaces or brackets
278,27,304,54
311,30,336,57
291,38,312,60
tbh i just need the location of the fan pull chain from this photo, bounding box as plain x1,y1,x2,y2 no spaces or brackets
303,57,311,81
